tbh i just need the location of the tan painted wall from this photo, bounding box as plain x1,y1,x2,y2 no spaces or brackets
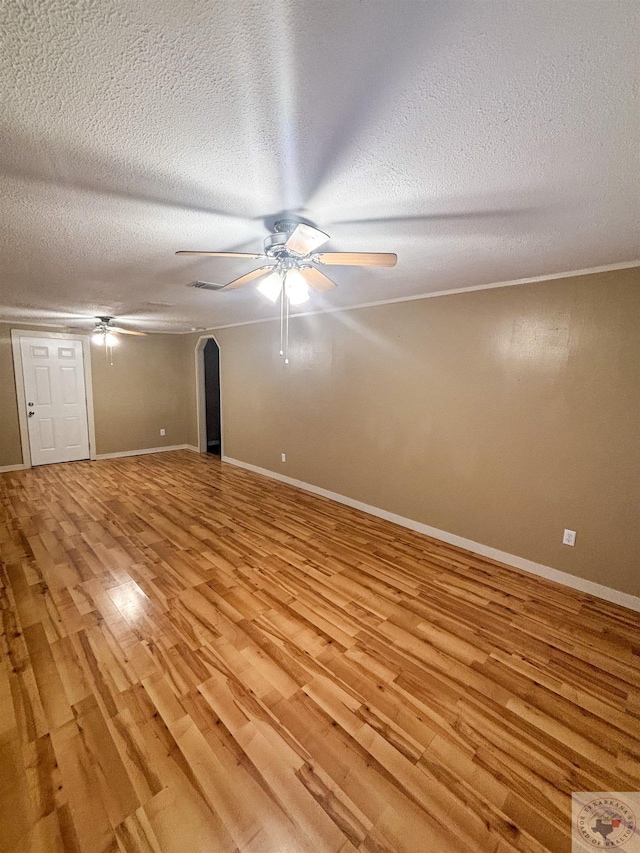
90,331,194,455
189,267,640,597
0,325,23,466
3,267,638,596
0,324,193,465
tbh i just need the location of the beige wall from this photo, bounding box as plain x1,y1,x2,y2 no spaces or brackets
91,331,192,455
189,267,640,597
0,325,23,466
0,323,193,465
3,267,638,597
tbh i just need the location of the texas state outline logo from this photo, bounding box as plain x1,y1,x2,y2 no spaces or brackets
573,793,639,850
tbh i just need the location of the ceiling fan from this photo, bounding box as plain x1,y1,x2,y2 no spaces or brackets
91,316,147,338
90,316,147,365
177,219,397,306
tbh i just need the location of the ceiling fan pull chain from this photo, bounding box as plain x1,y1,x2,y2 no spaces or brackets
284,295,289,364
284,291,290,365
104,334,114,366
279,283,284,357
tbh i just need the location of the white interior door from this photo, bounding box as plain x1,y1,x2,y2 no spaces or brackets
20,336,91,466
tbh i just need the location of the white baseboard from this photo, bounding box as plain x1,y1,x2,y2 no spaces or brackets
96,444,199,460
1,446,200,470
0,463,27,473
222,455,640,614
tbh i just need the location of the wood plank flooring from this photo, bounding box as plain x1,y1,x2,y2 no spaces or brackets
1,450,639,853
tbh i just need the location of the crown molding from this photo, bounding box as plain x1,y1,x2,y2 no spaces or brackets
1,259,638,334
203,259,640,332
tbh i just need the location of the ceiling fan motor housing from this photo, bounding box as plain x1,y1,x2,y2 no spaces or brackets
263,232,290,257
264,219,303,259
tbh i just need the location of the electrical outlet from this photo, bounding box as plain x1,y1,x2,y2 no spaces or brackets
160,429,165,436
281,453,286,463
562,529,576,546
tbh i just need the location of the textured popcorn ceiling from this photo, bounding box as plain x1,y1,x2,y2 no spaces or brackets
0,0,638,332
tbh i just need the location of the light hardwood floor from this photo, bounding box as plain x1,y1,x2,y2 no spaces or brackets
1,450,639,853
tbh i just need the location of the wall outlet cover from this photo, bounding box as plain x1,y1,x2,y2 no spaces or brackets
281,453,286,463
563,529,576,546
160,429,166,436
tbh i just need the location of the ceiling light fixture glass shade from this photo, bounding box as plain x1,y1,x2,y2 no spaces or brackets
256,266,311,363
92,329,120,347
92,328,118,366
284,269,310,305
257,271,283,303
92,329,118,346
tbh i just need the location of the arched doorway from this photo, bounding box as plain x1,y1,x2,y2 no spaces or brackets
203,339,221,456
194,335,223,456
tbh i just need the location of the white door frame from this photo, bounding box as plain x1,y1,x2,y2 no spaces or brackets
194,334,223,456
11,329,97,468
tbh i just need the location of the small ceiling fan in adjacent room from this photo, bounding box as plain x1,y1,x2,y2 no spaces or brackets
91,316,147,339
91,316,146,365
177,219,397,305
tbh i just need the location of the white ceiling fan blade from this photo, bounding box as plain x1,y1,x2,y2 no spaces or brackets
299,266,336,293
285,224,330,256
109,326,147,336
313,252,397,267
176,251,266,258
223,265,276,290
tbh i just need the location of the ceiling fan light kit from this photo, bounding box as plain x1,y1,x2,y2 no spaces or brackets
284,269,311,305
90,316,147,365
257,268,310,305
92,330,119,345
256,271,283,303
178,219,397,361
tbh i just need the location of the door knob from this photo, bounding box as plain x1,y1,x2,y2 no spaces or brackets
28,411,35,418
